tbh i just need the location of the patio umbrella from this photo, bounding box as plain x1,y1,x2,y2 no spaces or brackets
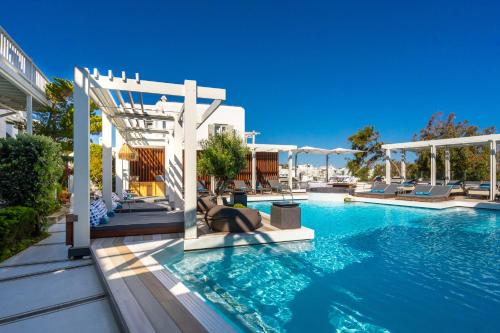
329,147,364,155
326,148,364,182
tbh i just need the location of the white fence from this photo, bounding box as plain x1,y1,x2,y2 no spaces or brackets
0,26,48,93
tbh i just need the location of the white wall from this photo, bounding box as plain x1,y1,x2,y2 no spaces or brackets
124,101,246,147
0,118,6,138
196,104,245,142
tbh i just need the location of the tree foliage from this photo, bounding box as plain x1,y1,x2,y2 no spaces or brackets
346,126,384,181
198,132,250,195
0,134,63,214
34,78,101,152
413,113,495,181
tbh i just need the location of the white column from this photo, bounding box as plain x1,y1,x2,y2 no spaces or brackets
430,145,437,186
444,148,451,185
26,94,32,134
102,113,112,210
251,149,257,191
294,154,298,178
164,137,169,199
325,155,329,183
72,67,90,248
385,149,391,184
210,176,216,194
288,150,293,190
171,118,184,209
115,129,124,199
123,159,129,192
165,133,175,203
401,149,406,181
183,80,198,240
490,141,497,201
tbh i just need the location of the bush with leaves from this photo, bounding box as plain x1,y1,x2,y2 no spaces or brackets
0,206,42,261
198,132,249,196
0,134,63,214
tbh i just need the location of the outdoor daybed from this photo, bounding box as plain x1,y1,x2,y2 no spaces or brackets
354,183,399,199
66,210,185,246
397,185,453,202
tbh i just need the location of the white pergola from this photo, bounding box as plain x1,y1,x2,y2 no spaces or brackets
72,67,226,253
247,143,297,190
382,134,500,201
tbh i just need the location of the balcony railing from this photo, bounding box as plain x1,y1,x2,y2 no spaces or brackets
0,26,49,94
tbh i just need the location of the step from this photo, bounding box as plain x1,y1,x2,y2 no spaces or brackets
0,298,120,333
0,265,104,320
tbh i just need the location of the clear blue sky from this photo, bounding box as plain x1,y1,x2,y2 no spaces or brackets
2,0,499,166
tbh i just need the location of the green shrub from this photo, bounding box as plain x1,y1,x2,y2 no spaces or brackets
0,134,63,214
233,203,246,208
0,206,42,260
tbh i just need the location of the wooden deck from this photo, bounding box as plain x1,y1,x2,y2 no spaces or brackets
91,235,236,333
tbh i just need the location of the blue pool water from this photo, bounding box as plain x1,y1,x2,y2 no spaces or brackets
163,202,500,332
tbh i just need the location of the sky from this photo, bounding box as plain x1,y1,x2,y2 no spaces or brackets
1,0,499,166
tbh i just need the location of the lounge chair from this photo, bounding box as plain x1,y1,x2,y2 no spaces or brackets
255,181,272,194
197,181,209,194
233,180,252,193
447,180,464,195
206,206,262,232
397,185,453,202
268,179,285,193
467,183,491,198
354,183,399,198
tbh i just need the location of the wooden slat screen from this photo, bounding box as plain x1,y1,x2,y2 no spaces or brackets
197,152,279,187
130,148,165,182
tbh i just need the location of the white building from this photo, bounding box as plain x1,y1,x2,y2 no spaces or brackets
0,26,49,138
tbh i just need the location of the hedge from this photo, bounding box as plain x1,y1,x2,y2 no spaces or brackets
0,206,41,260
0,134,63,214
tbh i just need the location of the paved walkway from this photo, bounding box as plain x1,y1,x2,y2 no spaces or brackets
0,217,120,332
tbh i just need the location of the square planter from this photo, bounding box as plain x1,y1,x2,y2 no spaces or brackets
271,202,301,229
231,191,247,206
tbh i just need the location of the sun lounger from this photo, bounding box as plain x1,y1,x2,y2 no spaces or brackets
397,185,453,202
447,180,464,195
233,180,253,193
268,179,285,193
255,181,272,194
354,183,399,198
467,183,491,198
197,181,209,194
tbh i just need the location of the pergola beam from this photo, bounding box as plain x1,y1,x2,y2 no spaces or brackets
90,73,226,100
197,99,222,129
382,134,500,150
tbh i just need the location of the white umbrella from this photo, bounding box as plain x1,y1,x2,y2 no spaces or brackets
293,146,331,155
329,147,364,155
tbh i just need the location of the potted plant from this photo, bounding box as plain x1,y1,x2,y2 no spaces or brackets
198,132,249,205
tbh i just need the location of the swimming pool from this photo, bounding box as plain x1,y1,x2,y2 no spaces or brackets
163,201,499,332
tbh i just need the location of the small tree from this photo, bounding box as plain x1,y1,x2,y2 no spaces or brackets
198,132,249,198
346,126,384,181
34,78,102,152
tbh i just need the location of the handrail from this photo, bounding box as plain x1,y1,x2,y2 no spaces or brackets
0,26,49,93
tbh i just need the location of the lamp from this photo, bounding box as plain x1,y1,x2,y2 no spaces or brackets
118,143,138,161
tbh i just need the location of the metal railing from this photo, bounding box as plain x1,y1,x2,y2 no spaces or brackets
0,26,49,93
